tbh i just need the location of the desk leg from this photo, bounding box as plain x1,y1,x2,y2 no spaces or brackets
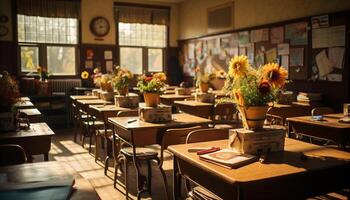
173,156,180,200
44,153,49,161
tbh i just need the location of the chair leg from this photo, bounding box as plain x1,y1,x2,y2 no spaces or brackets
104,155,110,175
155,158,170,200
89,129,93,153
124,158,129,200
95,134,99,162
147,160,152,195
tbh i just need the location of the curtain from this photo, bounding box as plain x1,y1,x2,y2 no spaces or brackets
17,0,80,18
115,5,169,25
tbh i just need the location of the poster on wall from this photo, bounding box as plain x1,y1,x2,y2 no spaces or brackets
265,48,277,63
250,28,269,43
238,31,250,46
188,43,195,59
285,22,308,45
270,26,284,44
104,51,113,60
289,48,304,67
277,43,289,55
311,15,329,29
312,25,345,48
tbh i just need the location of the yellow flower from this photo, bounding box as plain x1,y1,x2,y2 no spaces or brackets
153,72,167,82
262,63,288,87
37,66,42,73
81,71,89,79
228,55,250,78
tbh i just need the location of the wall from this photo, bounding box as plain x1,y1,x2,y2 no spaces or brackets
81,0,179,47
179,0,350,39
0,0,13,42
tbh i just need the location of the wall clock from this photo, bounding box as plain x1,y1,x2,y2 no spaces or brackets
90,16,110,37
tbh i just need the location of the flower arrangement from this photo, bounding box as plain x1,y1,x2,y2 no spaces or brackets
226,55,288,107
91,68,103,88
37,66,50,81
111,66,133,95
137,72,167,94
0,71,20,111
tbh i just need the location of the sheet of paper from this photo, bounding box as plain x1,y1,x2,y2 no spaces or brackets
104,51,112,60
265,48,277,63
85,60,93,69
328,47,345,69
239,47,246,56
285,22,308,45
277,43,289,55
327,74,342,82
289,48,304,67
270,26,284,44
250,28,269,43
247,43,255,64
255,51,265,67
238,31,250,46
315,50,333,77
106,61,113,72
188,43,195,59
281,55,289,78
232,33,239,48
311,15,329,29
312,26,346,48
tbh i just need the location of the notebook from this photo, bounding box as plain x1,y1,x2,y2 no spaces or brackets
199,149,257,169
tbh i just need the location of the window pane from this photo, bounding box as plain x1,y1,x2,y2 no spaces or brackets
120,47,142,74
148,49,163,72
47,46,76,75
20,46,39,72
118,22,166,48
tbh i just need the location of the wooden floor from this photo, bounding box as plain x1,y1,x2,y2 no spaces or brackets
31,128,349,200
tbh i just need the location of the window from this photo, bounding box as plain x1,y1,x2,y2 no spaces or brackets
115,5,169,74
17,14,78,76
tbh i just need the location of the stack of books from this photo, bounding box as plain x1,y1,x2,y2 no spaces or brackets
295,92,323,106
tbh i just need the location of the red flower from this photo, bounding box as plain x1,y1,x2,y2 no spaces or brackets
145,77,153,82
258,80,271,95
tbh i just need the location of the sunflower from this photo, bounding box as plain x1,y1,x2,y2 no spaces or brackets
262,63,288,87
228,55,249,78
153,72,167,82
37,66,42,73
258,79,271,95
81,71,89,79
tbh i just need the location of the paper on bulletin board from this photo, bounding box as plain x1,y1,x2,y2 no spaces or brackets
289,48,304,67
247,43,255,64
265,48,277,63
104,51,113,60
270,26,284,44
285,22,308,45
277,43,289,55
250,28,269,43
239,47,246,56
227,47,239,57
238,31,250,47
311,15,329,29
328,47,345,69
315,50,333,77
85,60,93,69
188,43,195,59
281,55,289,78
312,26,346,48
106,61,113,72
255,51,265,67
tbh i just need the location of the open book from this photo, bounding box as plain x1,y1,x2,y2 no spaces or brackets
199,149,257,169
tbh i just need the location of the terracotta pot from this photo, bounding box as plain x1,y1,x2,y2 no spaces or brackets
238,105,269,130
199,83,209,93
143,93,160,107
117,87,128,96
100,82,113,92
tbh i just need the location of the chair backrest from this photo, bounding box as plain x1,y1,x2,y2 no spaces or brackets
160,126,202,166
213,102,238,124
311,107,334,116
0,144,27,166
186,128,229,144
117,110,139,117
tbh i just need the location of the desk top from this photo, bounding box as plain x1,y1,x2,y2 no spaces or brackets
89,104,133,113
76,99,112,105
160,94,192,99
13,101,34,108
19,108,41,116
287,113,350,129
174,100,213,107
18,97,31,101
0,161,99,200
70,95,99,101
109,113,212,130
168,138,350,184
0,123,55,139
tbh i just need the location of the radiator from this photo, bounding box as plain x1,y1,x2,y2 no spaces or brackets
50,79,82,94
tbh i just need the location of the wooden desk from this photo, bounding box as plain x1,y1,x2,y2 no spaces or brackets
0,123,54,161
18,97,31,101
19,108,42,123
211,90,228,99
168,139,350,200
287,113,350,147
70,95,99,101
89,104,134,122
76,99,112,112
160,94,192,105
174,100,213,118
267,103,314,125
13,101,34,109
0,161,99,200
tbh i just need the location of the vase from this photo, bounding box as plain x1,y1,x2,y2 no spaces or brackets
238,105,269,130
143,93,160,107
199,83,209,93
117,87,128,96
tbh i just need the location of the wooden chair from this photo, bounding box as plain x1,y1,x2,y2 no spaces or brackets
266,107,286,130
160,126,203,199
0,144,27,166
212,102,240,129
186,128,229,144
112,110,166,199
311,107,334,116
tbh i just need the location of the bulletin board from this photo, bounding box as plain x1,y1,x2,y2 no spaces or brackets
179,10,349,83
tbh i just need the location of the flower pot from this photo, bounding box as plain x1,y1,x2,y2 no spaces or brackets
100,82,113,92
117,87,128,96
238,105,269,130
143,93,160,107
199,83,209,93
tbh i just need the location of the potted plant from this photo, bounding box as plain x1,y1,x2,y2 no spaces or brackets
37,66,50,82
0,71,21,131
111,66,133,96
225,55,288,129
196,72,216,93
137,72,167,107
